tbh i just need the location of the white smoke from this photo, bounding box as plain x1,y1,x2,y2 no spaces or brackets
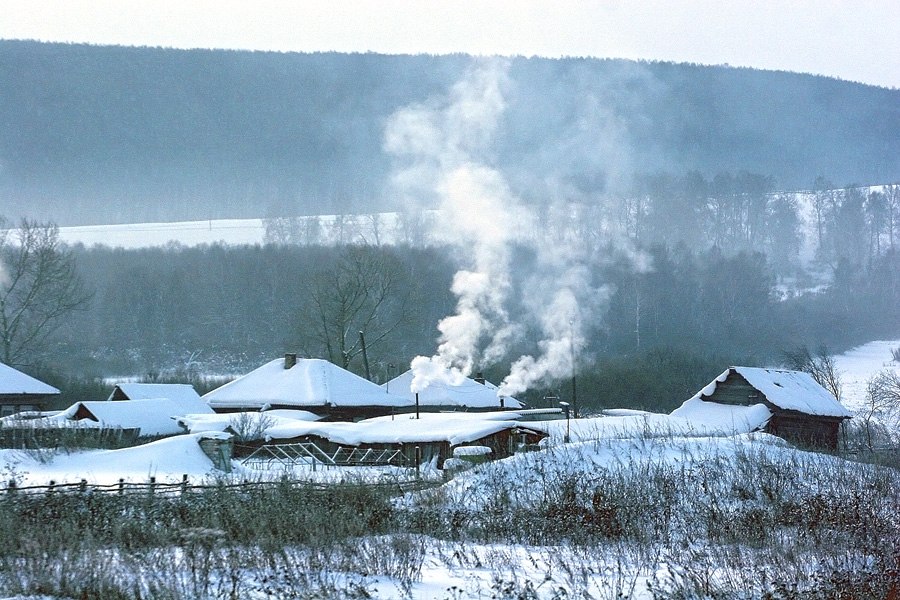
385,58,630,397
386,58,528,393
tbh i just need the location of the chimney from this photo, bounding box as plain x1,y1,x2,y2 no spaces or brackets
474,372,486,385
284,353,297,369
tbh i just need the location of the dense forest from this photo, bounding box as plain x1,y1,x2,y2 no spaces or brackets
14,176,896,413
2,40,899,225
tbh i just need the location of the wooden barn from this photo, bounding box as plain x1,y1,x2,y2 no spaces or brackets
0,362,60,416
681,366,851,449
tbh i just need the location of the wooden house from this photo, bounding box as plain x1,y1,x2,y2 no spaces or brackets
54,394,215,438
108,382,205,405
0,362,60,417
382,369,523,412
203,354,410,420
676,366,851,449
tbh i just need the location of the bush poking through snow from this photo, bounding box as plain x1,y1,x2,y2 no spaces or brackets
227,411,275,443
0,436,897,598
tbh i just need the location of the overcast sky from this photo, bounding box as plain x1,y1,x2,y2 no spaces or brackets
2,0,898,89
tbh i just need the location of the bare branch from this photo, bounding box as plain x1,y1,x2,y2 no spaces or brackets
0,217,92,366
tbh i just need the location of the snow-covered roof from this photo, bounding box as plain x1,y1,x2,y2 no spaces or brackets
695,366,851,418
382,369,522,409
203,357,409,410
0,433,229,486
670,397,773,433
0,362,59,396
109,383,205,407
175,409,322,436
264,412,538,447
53,397,215,437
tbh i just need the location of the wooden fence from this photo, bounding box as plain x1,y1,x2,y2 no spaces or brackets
0,424,141,449
0,474,439,499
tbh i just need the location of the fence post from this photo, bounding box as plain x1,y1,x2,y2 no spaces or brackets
149,476,156,496
48,480,55,493
181,474,188,494
118,478,125,495
79,479,87,493
7,479,15,497
415,445,421,479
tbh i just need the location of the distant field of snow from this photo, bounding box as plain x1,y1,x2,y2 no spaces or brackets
57,213,407,249
833,339,900,411
54,186,891,258
59,218,267,249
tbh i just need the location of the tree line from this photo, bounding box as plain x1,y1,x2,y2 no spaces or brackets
4,169,899,412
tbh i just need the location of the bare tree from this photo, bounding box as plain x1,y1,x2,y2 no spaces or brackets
886,183,900,250
297,245,413,372
0,218,91,367
263,216,301,245
782,344,843,402
861,370,900,451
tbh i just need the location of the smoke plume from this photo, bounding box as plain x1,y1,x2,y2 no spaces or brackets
384,57,624,397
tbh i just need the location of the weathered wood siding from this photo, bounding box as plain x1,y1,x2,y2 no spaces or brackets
766,414,842,450
705,371,844,450
703,372,761,406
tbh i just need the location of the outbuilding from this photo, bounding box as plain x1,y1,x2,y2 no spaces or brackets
0,362,60,416
673,366,851,449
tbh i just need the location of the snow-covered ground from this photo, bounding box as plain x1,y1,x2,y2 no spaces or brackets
59,218,268,249
832,339,900,411
0,433,226,486
1,339,896,598
53,187,892,261
56,214,407,249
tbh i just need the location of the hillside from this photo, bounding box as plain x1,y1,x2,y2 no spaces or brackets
2,40,898,226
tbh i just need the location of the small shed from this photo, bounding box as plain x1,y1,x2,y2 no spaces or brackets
0,362,60,416
675,366,851,449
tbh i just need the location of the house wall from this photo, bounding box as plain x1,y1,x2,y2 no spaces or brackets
0,394,51,416
766,414,842,450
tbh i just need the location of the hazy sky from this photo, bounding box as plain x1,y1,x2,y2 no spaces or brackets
2,0,898,89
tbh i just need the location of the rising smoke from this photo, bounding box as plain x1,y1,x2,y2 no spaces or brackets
384,58,628,397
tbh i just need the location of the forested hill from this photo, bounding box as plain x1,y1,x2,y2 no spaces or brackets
2,40,899,226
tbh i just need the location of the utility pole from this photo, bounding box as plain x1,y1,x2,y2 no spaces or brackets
570,320,579,419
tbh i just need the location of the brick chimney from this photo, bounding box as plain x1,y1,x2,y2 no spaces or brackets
474,372,486,385
284,353,297,369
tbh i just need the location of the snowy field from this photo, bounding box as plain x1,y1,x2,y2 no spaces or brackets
57,213,410,248
59,218,266,248
0,340,897,598
53,187,892,257
1,426,895,599
833,339,900,411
